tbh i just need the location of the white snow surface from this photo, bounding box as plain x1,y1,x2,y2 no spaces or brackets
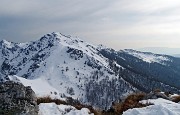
123,49,170,64
9,75,63,99
123,98,180,115
38,103,93,115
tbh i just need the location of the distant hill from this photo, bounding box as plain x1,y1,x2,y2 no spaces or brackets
138,47,180,56
173,54,180,58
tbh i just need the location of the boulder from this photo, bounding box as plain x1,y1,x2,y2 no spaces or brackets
0,81,38,115
145,91,169,100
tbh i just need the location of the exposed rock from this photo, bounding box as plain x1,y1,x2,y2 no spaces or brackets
144,91,169,100
0,81,38,115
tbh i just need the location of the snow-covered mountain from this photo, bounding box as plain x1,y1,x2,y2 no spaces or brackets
0,32,135,109
0,32,180,109
100,48,180,91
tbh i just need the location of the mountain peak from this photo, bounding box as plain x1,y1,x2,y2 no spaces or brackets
38,32,85,46
0,39,10,44
97,44,108,50
0,39,14,48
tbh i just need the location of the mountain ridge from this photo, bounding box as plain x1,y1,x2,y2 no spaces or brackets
138,47,180,56
0,32,179,109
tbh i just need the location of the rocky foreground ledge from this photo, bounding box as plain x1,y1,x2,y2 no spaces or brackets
0,81,39,115
0,80,179,115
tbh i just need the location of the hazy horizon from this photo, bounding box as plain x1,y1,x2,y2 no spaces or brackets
138,47,180,55
1,0,180,50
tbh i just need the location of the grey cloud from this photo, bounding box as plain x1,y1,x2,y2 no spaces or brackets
0,0,180,49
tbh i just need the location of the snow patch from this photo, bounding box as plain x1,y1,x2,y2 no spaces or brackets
124,49,170,64
9,75,63,99
38,103,93,115
123,98,180,115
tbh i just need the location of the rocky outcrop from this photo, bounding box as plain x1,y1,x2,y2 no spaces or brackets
144,91,169,100
0,81,38,115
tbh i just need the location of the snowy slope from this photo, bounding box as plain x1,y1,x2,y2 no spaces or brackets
0,32,135,108
123,49,170,64
123,98,180,115
38,103,93,115
9,75,62,99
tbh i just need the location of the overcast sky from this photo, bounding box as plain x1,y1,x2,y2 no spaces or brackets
1,0,180,50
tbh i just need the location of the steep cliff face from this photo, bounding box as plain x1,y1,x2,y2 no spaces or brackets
0,81,38,115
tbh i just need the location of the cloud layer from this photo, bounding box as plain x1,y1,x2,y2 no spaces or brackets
0,0,180,49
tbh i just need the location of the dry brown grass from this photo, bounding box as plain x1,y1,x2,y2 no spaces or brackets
37,96,67,105
172,95,180,103
106,92,153,114
85,93,150,115
93,109,103,115
164,92,170,97
37,93,153,115
37,96,98,114
73,103,103,115
153,89,161,93
121,93,147,112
